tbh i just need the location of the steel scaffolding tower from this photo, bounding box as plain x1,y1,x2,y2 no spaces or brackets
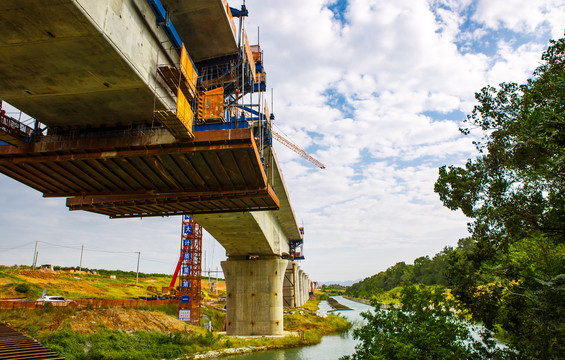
178,215,202,325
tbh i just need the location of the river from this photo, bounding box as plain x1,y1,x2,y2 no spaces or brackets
217,296,372,360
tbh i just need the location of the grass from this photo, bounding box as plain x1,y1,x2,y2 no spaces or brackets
0,266,227,302
8,301,350,360
1,298,352,359
370,286,403,304
0,305,79,338
342,287,403,304
201,305,226,332
0,267,172,300
0,267,351,359
38,328,223,360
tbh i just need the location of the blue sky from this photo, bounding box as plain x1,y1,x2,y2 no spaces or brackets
1,0,564,282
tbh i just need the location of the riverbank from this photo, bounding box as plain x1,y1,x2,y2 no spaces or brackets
207,296,376,360
343,296,402,309
0,297,350,360
342,296,370,305
327,297,353,311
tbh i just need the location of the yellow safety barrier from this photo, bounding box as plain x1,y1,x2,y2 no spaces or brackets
176,88,194,133
180,44,198,100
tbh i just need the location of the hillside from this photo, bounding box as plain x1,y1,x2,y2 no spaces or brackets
345,244,458,300
0,265,225,301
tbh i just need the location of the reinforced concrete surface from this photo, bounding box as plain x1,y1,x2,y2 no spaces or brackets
0,0,178,129
222,258,288,336
167,0,239,62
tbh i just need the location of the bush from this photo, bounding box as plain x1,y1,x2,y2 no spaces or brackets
341,284,515,360
14,283,30,293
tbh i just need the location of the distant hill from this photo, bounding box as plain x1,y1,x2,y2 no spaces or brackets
344,242,468,299
320,279,362,287
0,265,224,300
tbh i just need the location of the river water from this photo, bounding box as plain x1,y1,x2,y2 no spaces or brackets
218,296,372,360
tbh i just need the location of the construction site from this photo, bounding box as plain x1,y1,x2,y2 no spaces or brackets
0,0,322,349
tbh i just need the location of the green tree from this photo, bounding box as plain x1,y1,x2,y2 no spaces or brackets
435,37,565,359
341,284,513,360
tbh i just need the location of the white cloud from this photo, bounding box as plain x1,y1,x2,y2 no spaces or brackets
244,0,560,281
473,0,563,35
1,0,562,282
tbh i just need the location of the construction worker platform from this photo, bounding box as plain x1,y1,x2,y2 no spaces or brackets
0,128,279,217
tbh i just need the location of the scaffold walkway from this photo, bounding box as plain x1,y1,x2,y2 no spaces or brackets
0,322,64,360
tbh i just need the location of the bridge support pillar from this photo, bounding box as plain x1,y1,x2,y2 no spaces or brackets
222,257,288,335
283,262,296,307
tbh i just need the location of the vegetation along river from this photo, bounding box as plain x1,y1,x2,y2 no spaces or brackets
218,296,371,360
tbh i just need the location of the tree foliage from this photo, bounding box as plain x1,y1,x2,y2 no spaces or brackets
341,284,513,360
345,247,452,299
435,37,565,359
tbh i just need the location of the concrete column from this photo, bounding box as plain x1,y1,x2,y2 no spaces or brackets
283,262,295,307
293,263,300,307
302,273,307,304
297,269,304,306
222,258,288,335
297,271,302,306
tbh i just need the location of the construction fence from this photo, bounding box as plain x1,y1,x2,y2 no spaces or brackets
0,298,176,310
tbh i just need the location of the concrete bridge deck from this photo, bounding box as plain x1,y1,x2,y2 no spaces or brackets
0,0,312,336
0,0,178,129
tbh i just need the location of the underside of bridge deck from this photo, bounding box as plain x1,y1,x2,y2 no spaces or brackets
0,128,279,216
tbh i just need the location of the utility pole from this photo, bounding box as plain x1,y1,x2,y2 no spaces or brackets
136,252,140,284
32,241,38,270
79,244,84,272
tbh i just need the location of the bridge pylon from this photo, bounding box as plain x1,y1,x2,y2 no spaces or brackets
221,256,288,335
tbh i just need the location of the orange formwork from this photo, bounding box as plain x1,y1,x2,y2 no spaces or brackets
180,44,198,100
243,32,257,82
199,87,225,123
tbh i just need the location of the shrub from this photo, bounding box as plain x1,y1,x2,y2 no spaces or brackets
341,284,515,360
14,283,30,293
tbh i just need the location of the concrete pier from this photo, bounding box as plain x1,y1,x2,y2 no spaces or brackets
283,262,296,308
222,258,289,335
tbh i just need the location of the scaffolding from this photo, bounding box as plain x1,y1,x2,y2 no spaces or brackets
178,215,202,325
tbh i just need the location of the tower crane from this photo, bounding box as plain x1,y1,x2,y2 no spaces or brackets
271,129,325,169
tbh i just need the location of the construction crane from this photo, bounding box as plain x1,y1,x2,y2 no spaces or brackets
271,129,325,169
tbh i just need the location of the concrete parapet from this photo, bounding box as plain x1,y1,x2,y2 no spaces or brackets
222,258,288,335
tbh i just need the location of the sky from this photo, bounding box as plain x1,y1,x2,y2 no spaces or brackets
0,0,564,283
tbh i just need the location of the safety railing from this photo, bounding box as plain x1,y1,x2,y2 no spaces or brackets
0,112,33,139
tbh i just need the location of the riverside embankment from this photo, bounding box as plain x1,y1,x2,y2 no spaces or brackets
215,296,373,360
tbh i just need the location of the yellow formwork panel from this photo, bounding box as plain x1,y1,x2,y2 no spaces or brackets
180,44,198,100
224,1,237,36
176,88,194,136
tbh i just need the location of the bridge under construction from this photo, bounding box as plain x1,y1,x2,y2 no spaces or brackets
0,0,316,335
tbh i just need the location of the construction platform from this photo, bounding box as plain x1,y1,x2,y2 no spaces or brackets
0,128,279,217
0,322,64,360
